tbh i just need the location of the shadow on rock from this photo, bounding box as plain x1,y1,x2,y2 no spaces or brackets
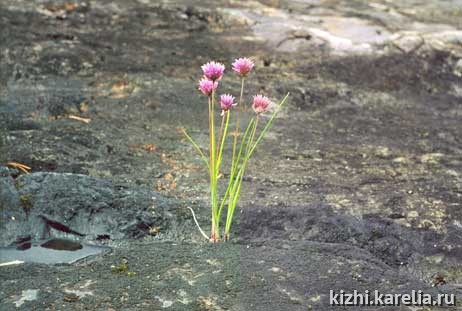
236,203,462,282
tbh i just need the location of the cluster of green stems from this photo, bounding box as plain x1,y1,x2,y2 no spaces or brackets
184,78,289,242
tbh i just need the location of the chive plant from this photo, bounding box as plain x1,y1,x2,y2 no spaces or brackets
183,58,289,242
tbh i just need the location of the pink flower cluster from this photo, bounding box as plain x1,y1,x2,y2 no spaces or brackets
198,78,218,96
232,58,254,77
252,95,271,114
201,61,225,81
198,61,225,96
198,57,270,114
220,94,235,111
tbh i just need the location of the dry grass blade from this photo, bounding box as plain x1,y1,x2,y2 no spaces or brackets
6,161,31,173
0,260,25,267
68,115,91,123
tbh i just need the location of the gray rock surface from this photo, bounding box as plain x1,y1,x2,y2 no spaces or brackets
0,241,446,311
0,169,189,246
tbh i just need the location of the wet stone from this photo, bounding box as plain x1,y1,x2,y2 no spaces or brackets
40,238,83,251
0,239,110,265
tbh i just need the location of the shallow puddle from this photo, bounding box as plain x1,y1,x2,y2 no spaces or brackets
0,238,110,264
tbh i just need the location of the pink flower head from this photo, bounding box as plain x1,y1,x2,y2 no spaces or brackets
220,94,235,111
201,61,225,81
198,78,218,96
252,95,271,114
232,57,254,77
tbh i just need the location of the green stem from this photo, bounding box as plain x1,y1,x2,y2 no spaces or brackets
209,91,219,242
216,114,225,160
181,129,209,169
217,110,230,175
248,93,290,158
217,118,255,223
230,78,245,179
224,116,258,236
224,93,290,238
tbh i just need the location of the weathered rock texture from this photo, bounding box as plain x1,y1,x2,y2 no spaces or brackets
0,169,188,246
